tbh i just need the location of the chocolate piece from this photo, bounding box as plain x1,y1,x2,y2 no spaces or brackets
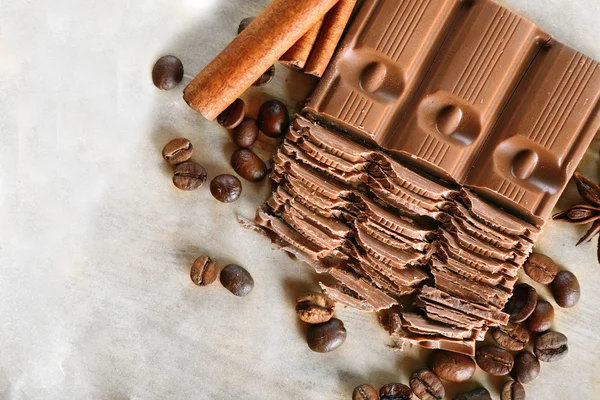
402,312,478,340
320,282,375,312
329,267,399,310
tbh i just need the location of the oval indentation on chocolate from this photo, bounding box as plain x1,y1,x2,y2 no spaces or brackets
435,105,463,135
360,62,387,93
512,149,539,180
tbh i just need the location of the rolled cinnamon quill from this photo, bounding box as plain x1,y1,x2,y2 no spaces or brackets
183,0,340,121
279,18,325,70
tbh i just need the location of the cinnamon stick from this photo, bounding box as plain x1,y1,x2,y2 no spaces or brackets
183,0,340,121
304,0,357,78
279,18,325,70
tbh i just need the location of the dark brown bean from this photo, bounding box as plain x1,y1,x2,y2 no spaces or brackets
504,283,537,322
258,99,290,138
232,118,259,148
475,346,514,376
306,318,346,353
237,17,255,34
190,256,220,286
511,351,540,384
534,331,568,362
523,252,558,284
295,292,335,324
379,383,412,400
220,264,254,297
526,300,554,333
352,384,379,400
501,381,525,400
409,369,444,400
210,174,242,203
172,162,207,191
231,148,267,182
253,65,276,87
452,387,491,400
217,98,246,129
491,322,530,351
429,350,475,383
551,271,580,308
162,138,193,165
152,55,183,90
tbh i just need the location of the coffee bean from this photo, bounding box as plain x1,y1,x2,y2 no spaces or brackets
172,162,207,191
306,318,347,353
162,138,193,165
190,256,220,286
534,331,568,362
379,383,412,400
258,99,290,138
217,98,246,129
452,387,491,400
504,283,537,322
352,384,379,400
523,252,558,284
152,55,184,90
491,321,530,351
210,174,242,203
232,118,259,148
237,17,255,34
501,381,525,400
231,148,267,182
296,292,335,324
253,65,276,87
429,350,475,383
526,300,554,333
511,351,540,384
409,369,444,400
475,346,514,376
551,271,580,308
220,264,254,297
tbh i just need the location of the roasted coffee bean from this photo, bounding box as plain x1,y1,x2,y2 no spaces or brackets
220,264,254,297
152,55,184,90
217,98,246,129
295,292,335,324
162,138,193,165
172,162,207,191
237,17,255,34
210,174,242,203
523,252,558,284
409,369,444,400
501,381,525,400
231,148,267,182
551,271,580,308
352,384,378,400
253,65,276,87
534,331,568,362
306,318,346,353
511,351,540,384
492,321,530,351
429,350,475,383
258,99,290,138
379,383,412,400
504,283,537,322
475,346,514,376
190,256,220,286
232,118,259,148
526,300,554,333
452,387,491,400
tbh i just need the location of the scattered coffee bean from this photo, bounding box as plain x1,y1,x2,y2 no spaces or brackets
379,383,413,400
253,65,276,87
523,252,558,284
306,318,347,353
220,264,254,297
511,351,540,384
295,292,335,324
534,331,568,362
152,55,184,90
475,346,514,376
237,17,255,34
501,381,525,400
172,161,207,191
452,387,491,400
491,321,530,351
429,350,475,383
504,283,537,322
162,138,193,165
210,174,242,203
258,99,290,138
217,98,246,129
526,300,554,333
190,256,220,286
409,369,444,400
231,148,267,182
551,271,580,308
352,384,379,400
232,118,259,148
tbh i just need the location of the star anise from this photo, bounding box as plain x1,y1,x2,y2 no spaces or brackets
553,172,600,262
